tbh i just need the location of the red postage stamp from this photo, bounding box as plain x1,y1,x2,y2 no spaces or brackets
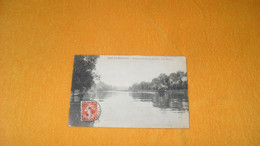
81,101,101,121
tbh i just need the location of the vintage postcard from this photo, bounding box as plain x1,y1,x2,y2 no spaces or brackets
68,55,189,128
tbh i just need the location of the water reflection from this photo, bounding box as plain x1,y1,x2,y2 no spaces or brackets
95,91,113,102
69,90,189,128
130,92,155,102
80,91,114,102
130,90,189,112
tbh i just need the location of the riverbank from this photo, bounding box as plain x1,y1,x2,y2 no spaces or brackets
129,89,187,93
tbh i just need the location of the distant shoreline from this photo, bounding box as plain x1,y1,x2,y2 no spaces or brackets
95,89,187,93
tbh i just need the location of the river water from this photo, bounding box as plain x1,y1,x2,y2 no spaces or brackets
93,91,189,128
69,90,189,128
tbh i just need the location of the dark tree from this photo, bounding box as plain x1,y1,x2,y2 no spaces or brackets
151,78,161,90
182,81,188,89
129,71,188,91
158,73,170,88
71,55,99,92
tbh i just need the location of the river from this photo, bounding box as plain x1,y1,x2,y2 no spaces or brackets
69,90,189,128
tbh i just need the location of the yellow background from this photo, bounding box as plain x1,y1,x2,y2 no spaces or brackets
0,0,259,145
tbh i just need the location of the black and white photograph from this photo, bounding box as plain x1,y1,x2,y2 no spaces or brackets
69,55,189,128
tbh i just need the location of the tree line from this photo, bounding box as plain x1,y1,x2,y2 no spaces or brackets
129,71,188,91
71,55,99,93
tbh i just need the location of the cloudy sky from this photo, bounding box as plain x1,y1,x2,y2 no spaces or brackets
95,55,186,88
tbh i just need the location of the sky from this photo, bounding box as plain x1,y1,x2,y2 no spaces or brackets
95,55,187,88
